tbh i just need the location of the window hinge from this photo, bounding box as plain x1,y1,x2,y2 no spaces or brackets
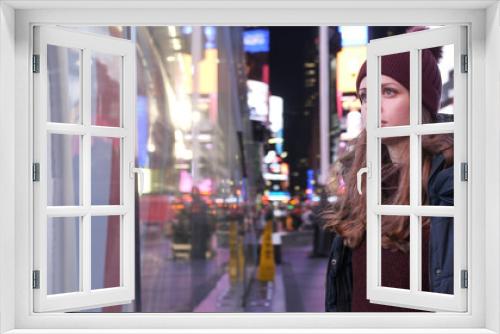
32,163,40,182
461,270,468,289
32,55,40,73
461,162,468,182
32,270,40,289
461,54,468,73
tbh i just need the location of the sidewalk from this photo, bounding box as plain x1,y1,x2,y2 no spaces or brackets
246,231,327,312
138,228,327,312
139,230,229,312
193,230,328,312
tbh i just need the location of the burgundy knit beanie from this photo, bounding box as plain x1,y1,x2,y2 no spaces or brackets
355,27,443,118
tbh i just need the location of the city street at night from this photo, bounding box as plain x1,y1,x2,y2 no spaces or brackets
138,227,326,312
36,24,459,314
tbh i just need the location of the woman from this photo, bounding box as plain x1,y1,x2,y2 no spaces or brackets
324,27,454,312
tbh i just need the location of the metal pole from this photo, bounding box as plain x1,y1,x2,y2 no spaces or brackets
191,26,203,185
319,26,330,185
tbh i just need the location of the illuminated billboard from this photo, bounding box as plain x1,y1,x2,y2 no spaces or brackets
339,26,368,47
336,45,367,94
247,80,269,122
243,29,270,53
269,95,283,134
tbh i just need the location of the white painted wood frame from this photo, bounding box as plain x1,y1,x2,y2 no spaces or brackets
32,26,136,312
366,26,468,312
0,1,498,333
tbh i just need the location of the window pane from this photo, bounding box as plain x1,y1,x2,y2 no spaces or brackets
380,215,410,290
47,134,81,206
380,137,410,205
47,217,80,294
91,216,121,290
91,52,122,127
91,137,121,205
379,52,410,127
421,44,454,124
421,216,454,294
421,134,454,206
47,44,81,124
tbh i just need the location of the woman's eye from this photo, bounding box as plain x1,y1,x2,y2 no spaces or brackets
359,93,367,104
382,87,396,97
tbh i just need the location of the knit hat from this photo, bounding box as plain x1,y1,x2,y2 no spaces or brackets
355,27,443,118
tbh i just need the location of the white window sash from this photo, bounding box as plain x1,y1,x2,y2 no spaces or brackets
33,26,136,312
366,25,468,312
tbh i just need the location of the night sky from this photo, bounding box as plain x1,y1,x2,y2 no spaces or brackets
268,27,317,196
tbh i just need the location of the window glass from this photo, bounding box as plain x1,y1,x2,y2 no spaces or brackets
421,45,454,124
91,137,121,206
47,45,81,124
379,136,410,205
421,134,454,206
47,134,81,206
421,216,454,294
50,24,464,313
47,217,81,294
380,216,410,290
91,216,121,290
379,52,410,127
91,52,122,127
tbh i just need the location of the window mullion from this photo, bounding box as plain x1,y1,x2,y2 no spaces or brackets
374,205,454,216
409,49,421,293
121,49,135,294
410,215,422,292
374,123,454,138
82,47,91,294
366,50,380,296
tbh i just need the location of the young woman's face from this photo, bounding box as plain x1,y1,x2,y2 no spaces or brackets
358,75,410,128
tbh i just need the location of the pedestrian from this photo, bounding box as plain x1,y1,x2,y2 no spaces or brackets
323,26,454,312
189,186,209,259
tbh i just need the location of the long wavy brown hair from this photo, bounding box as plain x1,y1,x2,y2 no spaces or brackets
323,113,453,252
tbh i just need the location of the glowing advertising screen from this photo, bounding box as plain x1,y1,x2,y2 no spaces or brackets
247,80,269,122
339,26,368,47
269,95,284,134
306,169,315,200
336,46,367,94
243,29,270,53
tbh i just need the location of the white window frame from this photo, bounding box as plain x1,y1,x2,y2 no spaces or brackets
0,1,498,333
365,26,468,312
32,26,136,312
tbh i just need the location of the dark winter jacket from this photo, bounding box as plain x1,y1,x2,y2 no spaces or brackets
427,154,454,294
325,154,454,312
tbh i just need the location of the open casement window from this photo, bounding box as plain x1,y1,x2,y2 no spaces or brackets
365,26,468,312
33,26,136,312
